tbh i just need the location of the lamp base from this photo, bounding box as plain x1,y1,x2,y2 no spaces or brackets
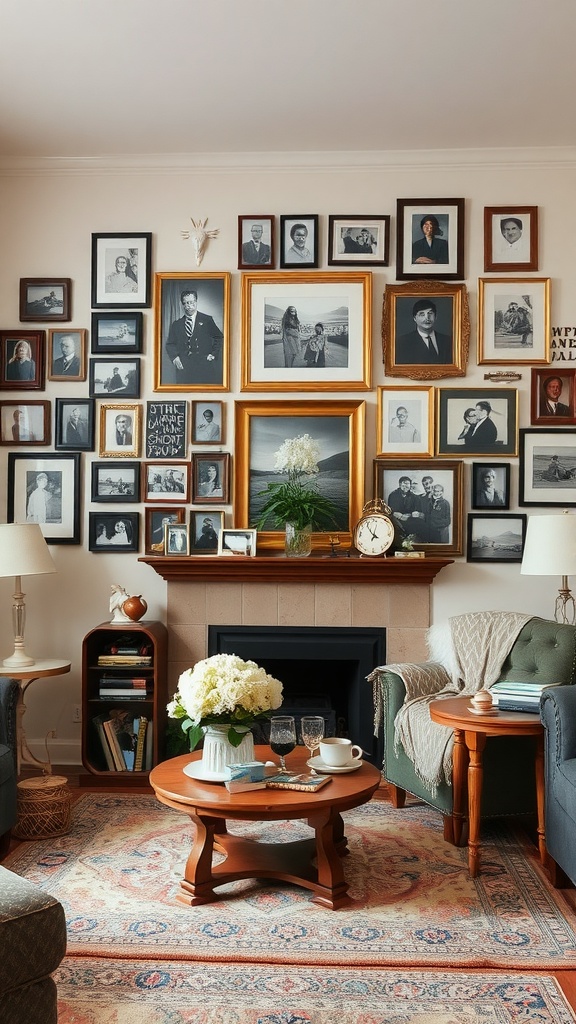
3,650,36,669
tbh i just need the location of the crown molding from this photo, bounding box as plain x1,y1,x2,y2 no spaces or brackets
1,146,575,176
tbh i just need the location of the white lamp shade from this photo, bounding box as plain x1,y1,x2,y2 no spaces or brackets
0,523,56,578
520,514,576,576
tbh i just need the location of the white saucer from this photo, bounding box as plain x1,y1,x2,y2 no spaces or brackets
182,761,226,783
307,755,362,774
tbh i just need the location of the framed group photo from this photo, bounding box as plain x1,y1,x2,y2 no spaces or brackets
190,509,224,554
484,206,538,273
191,400,224,444
0,330,45,391
55,398,95,451
91,232,152,308
142,462,190,502
238,216,275,270
327,215,390,267
280,215,318,269
0,401,50,446
8,451,81,544
144,506,186,554
145,399,187,459
467,513,527,563
91,461,140,503
437,387,519,456
192,452,231,504
382,281,469,381
91,312,143,354
396,198,465,281
234,399,365,550
377,385,434,458
89,358,140,398
153,272,230,392
47,329,87,381
98,403,141,458
88,512,139,552
241,271,371,392
19,278,70,322
373,458,463,555
477,277,550,365
519,428,576,506
471,462,511,510
531,368,575,425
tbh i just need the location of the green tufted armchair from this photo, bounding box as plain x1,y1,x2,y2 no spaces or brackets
375,617,576,842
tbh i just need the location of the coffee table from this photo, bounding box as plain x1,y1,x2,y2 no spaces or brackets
429,696,545,878
149,744,381,909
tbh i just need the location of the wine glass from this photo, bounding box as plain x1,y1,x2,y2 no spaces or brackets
300,715,325,763
269,715,297,772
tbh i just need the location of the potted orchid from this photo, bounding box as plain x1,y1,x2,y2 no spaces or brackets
253,433,338,557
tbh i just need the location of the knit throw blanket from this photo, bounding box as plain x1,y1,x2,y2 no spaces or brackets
368,610,533,796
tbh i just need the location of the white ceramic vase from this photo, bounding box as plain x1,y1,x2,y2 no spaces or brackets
201,724,255,776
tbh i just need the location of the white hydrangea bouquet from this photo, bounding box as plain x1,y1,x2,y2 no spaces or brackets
253,433,338,531
167,652,283,751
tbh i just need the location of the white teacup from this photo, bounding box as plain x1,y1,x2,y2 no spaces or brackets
319,737,362,767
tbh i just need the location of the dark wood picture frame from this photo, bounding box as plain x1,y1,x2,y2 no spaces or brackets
396,199,465,281
88,511,139,552
327,215,390,266
55,397,95,451
382,281,469,381
471,462,511,510
7,451,81,544
467,513,526,563
91,312,143,354
19,278,71,322
192,452,231,504
144,506,186,554
483,206,538,273
89,357,141,399
238,216,275,270
0,401,50,446
373,457,463,555
189,509,225,554
437,387,519,457
91,232,152,308
519,428,576,507
91,461,141,503
531,368,576,425
0,330,45,391
47,329,87,381
142,462,190,502
280,215,319,269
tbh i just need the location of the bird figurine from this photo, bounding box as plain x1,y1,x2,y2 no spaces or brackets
180,217,219,266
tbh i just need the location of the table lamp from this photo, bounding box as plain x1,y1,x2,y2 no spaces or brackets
520,512,576,624
0,523,57,668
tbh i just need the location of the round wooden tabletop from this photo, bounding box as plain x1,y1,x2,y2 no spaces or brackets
430,695,543,736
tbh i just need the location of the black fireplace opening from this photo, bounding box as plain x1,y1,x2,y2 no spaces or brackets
207,625,385,765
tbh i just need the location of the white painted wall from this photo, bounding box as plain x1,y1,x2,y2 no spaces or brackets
0,152,574,762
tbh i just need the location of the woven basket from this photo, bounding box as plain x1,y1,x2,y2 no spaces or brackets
13,775,72,840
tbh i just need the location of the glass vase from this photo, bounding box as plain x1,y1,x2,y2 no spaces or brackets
200,724,255,777
285,522,312,558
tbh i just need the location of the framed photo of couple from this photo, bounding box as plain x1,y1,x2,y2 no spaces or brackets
436,388,519,457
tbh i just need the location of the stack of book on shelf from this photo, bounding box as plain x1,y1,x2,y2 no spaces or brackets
97,640,152,668
92,708,154,772
98,676,151,700
490,679,562,713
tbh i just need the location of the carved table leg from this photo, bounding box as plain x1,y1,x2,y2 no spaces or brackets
466,730,486,878
307,808,349,909
177,812,226,906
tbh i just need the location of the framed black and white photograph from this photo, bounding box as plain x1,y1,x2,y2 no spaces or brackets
89,358,140,398
471,463,511,510
91,232,152,308
47,329,87,381
373,458,463,555
327,215,390,266
382,281,469,381
88,511,139,552
241,271,371,391
235,399,365,550
55,398,95,451
0,401,50,446
484,206,538,273
19,278,71,322
396,199,465,281
91,461,140,503
238,216,275,270
142,462,190,502
280,215,319,270
531,368,576,426
165,522,189,555
218,528,257,556
519,429,576,507
192,452,230,504
478,278,550,365
0,330,45,391
98,403,141,458
190,509,224,554
144,506,186,554
437,388,519,457
91,312,143,354
145,400,187,459
153,272,230,392
467,513,527,563
377,385,434,458
191,400,224,445
8,451,81,544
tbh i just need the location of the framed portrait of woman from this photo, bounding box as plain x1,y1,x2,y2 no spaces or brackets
396,199,465,281
192,452,230,504
0,331,45,390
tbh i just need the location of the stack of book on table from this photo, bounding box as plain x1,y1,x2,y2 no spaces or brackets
490,679,562,713
92,708,153,771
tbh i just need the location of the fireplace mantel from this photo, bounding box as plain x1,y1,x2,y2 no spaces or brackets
139,553,453,585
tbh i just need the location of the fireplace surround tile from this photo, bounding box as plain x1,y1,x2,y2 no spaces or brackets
242,584,279,625
278,585,316,625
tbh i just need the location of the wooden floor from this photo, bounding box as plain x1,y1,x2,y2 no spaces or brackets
7,765,576,1014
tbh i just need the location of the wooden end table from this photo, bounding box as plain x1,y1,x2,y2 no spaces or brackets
429,695,545,878
149,745,381,909
8,659,71,775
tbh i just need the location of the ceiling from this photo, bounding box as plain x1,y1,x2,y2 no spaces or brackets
0,0,575,164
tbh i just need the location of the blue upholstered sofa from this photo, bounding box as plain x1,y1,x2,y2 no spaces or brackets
541,685,576,887
0,676,18,859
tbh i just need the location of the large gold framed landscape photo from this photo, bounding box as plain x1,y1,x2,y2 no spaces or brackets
241,272,371,392
234,399,365,550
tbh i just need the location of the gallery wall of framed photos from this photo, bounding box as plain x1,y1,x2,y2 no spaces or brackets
0,152,575,699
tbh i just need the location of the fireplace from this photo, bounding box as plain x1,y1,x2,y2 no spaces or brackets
208,625,385,764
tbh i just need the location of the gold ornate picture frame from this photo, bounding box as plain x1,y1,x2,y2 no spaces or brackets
382,281,469,381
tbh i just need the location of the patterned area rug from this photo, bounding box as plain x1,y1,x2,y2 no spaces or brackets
6,793,576,968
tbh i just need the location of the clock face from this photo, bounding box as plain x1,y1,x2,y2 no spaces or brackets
355,514,395,556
